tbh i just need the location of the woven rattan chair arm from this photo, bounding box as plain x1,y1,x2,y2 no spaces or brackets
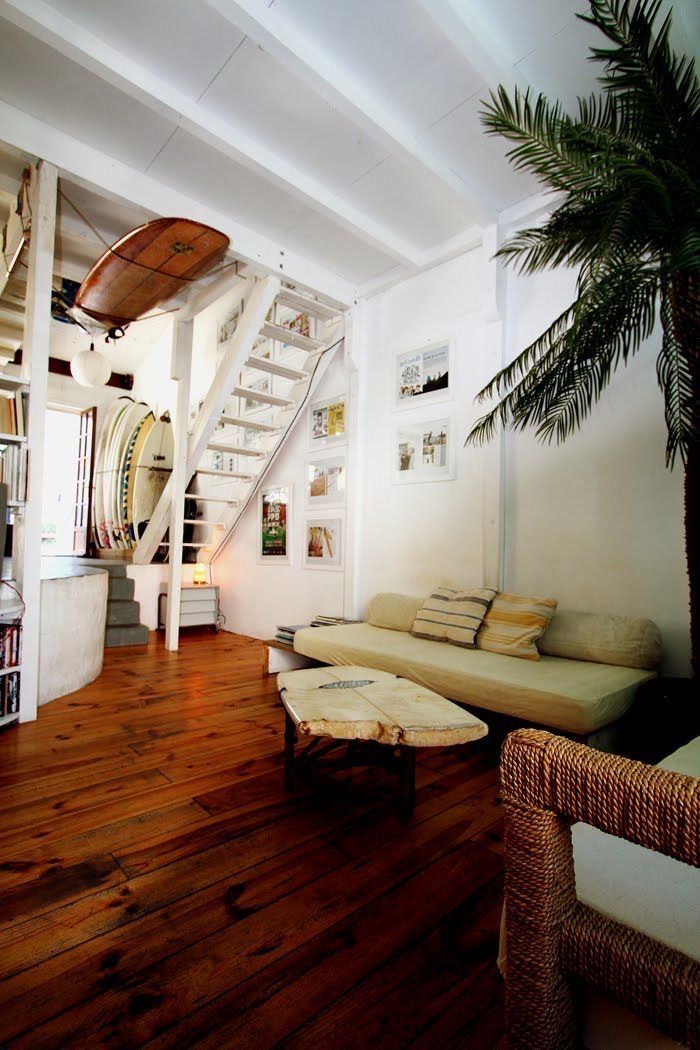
501,729,699,867
561,902,700,1049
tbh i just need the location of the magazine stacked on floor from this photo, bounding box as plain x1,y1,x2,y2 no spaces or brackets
274,624,309,646
310,615,361,627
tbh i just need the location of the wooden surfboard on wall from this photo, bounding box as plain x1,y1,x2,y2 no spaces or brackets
74,218,229,329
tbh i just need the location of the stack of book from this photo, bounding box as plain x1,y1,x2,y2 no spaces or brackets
0,671,19,716
0,390,27,436
0,624,21,669
274,624,308,646
310,615,361,627
0,445,28,502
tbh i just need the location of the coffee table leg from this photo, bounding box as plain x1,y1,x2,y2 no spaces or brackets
284,709,296,789
399,745,416,816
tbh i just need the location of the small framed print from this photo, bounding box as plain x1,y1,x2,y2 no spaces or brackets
393,417,454,484
218,300,243,346
304,516,343,570
259,484,291,564
305,453,346,507
309,394,346,448
394,340,451,410
241,371,271,415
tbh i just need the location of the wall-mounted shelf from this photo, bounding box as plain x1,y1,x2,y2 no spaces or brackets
0,712,18,728
0,434,27,445
0,664,21,677
7,499,24,508
0,376,28,393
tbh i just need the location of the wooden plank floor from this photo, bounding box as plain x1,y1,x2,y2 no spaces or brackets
0,630,505,1048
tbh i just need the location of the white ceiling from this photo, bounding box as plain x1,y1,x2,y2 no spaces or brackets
0,0,697,298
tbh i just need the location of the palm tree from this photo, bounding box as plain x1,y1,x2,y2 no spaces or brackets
467,0,699,673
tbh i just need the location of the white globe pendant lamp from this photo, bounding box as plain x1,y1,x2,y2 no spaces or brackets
70,342,111,387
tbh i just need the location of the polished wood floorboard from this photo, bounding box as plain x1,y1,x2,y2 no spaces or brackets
0,630,505,1048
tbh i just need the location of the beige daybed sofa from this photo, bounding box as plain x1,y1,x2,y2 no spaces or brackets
293,593,662,740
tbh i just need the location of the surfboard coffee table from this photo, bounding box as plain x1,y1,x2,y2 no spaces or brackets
278,665,488,815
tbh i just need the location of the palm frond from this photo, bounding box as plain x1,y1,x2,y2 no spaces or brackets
580,0,700,146
468,260,658,446
657,285,698,466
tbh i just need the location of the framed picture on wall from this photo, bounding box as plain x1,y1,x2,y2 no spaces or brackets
303,516,343,570
258,484,291,564
241,371,271,415
392,417,454,484
218,300,243,346
309,394,347,449
305,453,346,507
394,340,451,410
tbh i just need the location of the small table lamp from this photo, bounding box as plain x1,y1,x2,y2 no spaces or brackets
192,562,207,585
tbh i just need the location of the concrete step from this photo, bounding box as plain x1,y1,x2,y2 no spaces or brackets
76,557,128,577
106,599,142,626
108,576,135,600
105,624,149,647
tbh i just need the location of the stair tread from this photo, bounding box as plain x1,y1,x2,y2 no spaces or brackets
218,415,280,433
276,287,339,322
196,467,254,480
231,385,294,408
260,321,323,352
206,441,265,457
244,354,308,381
105,624,149,647
185,494,239,504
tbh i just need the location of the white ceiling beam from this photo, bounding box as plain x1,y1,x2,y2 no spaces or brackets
0,0,419,268
0,100,354,306
206,0,493,223
415,0,528,92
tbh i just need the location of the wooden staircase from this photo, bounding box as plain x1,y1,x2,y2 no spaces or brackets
133,276,344,577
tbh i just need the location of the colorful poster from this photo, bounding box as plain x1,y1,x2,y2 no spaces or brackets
260,485,290,561
396,343,450,405
306,455,346,505
394,418,452,484
310,395,346,446
304,517,343,569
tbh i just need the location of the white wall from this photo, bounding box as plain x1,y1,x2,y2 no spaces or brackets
502,263,689,674
356,248,493,608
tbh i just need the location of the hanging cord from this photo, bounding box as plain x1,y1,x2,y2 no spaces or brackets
0,579,25,626
58,186,111,250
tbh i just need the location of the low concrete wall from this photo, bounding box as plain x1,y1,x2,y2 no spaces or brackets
39,568,108,705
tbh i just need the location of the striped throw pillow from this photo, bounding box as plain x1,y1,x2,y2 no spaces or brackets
411,586,497,648
476,592,558,660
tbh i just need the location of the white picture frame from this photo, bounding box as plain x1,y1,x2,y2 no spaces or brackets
392,416,454,485
394,339,451,411
303,515,343,570
305,452,347,507
309,393,347,450
218,299,243,347
258,484,292,565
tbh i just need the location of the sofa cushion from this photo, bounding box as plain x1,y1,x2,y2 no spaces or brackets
539,610,662,670
366,592,425,633
293,623,655,735
477,592,558,661
411,586,496,648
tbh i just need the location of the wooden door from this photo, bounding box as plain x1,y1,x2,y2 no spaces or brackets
73,407,96,556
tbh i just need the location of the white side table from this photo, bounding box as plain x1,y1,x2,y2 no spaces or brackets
158,585,219,631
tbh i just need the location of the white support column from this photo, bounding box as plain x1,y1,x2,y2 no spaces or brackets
165,318,193,652
17,160,57,721
480,223,507,591
342,300,368,620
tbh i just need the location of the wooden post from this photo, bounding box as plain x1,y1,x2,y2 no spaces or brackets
164,317,193,652
17,161,57,722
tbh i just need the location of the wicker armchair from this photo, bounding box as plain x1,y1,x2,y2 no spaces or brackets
500,729,700,1049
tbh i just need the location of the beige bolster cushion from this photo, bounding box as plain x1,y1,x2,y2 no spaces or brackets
539,610,662,669
365,593,426,633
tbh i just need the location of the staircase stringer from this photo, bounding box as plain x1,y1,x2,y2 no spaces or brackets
132,274,280,564
209,324,345,564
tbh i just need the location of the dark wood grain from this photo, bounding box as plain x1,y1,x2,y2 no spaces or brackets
0,628,504,1048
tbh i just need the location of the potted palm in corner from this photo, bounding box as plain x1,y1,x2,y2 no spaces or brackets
468,0,699,707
